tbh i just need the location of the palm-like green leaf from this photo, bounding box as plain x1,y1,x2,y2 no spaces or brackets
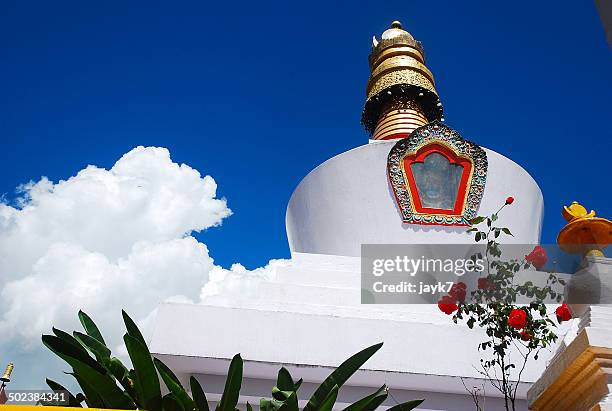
124,334,162,411
276,368,296,392
318,385,339,411
52,327,88,355
276,391,298,411
107,357,129,379
154,357,194,411
386,399,424,410
190,376,210,411
216,353,243,411
303,343,383,411
260,398,285,411
74,331,111,362
271,387,296,402
162,394,184,411
42,334,105,374
71,364,134,409
70,372,105,408
73,360,134,408
46,378,83,407
43,334,134,409
78,310,106,345
343,385,388,411
122,309,147,346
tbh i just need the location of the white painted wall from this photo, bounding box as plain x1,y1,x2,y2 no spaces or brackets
286,140,544,257
151,253,573,411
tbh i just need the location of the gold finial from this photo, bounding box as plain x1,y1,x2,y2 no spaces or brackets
1,363,13,382
361,20,443,137
562,201,596,222
557,201,612,257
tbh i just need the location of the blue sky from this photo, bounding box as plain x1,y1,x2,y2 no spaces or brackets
1,0,610,269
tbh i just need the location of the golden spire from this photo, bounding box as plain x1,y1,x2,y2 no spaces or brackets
362,20,443,140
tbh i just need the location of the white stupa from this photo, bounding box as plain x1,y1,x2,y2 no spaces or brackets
150,21,587,410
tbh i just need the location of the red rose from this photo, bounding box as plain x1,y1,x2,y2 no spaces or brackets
520,330,532,341
478,277,495,290
525,245,548,269
505,196,514,205
507,308,527,329
449,282,467,302
438,295,458,315
555,303,572,322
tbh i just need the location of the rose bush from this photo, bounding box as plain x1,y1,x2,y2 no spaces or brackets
438,197,571,411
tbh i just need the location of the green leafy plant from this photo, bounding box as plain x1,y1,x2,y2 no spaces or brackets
43,311,424,410
437,197,570,411
42,310,242,411
257,343,423,411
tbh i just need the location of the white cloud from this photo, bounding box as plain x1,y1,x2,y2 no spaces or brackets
0,146,285,389
200,259,290,305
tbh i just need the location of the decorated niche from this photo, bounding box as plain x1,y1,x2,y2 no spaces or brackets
387,120,487,226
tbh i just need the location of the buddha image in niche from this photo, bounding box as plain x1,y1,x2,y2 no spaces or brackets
410,152,463,210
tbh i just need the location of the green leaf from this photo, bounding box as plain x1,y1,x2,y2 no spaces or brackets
42,334,106,375
190,376,210,411
469,216,486,225
154,357,194,411
104,357,137,399
216,353,243,411
276,367,298,392
260,398,284,411
52,327,88,354
502,228,513,236
46,341,135,410
272,386,296,401
303,343,383,411
387,399,425,410
467,318,475,329
46,378,83,407
70,372,106,408
162,394,185,411
343,385,387,411
122,310,147,347
318,385,339,411
277,391,299,411
108,357,130,383
78,310,106,345
124,334,162,411
74,331,111,362
73,365,135,409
